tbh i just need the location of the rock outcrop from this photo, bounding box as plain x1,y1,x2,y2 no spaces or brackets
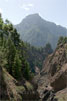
0,67,40,101
0,68,22,101
50,64,67,92
0,67,9,100
34,66,40,75
41,43,67,76
35,43,67,101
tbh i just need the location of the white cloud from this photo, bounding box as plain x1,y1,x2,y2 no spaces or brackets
21,3,34,11
0,8,3,14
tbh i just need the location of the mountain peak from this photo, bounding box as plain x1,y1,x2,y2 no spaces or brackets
15,14,67,49
26,13,40,18
22,13,41,22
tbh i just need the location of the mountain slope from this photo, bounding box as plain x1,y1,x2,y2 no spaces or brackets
34,37,67,101
0,67,22,101
15,14,67,49
0,67,40,101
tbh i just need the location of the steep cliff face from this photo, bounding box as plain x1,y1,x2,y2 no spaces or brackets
0,67,9,100
0,67,22,101
50,64,67,92
36,43,67,101
41,43,67,76
0,67,40,101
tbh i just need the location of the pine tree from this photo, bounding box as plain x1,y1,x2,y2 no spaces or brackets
45,43,53,54
6,38,16,75
12,52,22,79
22,61,30,80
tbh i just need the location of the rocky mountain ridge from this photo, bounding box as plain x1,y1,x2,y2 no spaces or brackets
35,41,67,101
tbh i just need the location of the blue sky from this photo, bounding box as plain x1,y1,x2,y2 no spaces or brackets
0,0,67,27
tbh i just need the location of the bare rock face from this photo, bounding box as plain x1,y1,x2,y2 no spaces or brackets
55,88,67,101
50,64,67,92
36,43,67,101
41,44,67,77
0,67,9,100
40,54,53,76
0,68,40,101
2,68,22,101
34,66,40,75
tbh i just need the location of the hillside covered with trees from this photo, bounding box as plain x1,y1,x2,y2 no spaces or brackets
0,14,53,80
0,14,33,80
